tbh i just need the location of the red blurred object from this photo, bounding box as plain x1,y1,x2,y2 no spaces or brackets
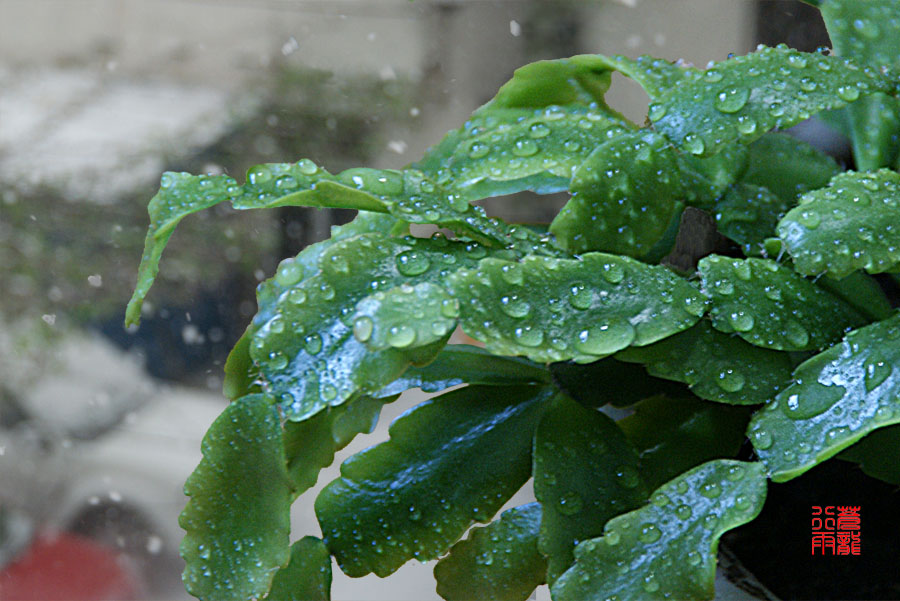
0,532,139,601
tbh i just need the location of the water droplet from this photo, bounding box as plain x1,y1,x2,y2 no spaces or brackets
704,69,724,82
248,165,273,185
275,260,303,287
729,310,755,332
798,209,821,228
864,359,892,392
387,325,416,348
783,319,810,348
874,406,895,422
514,326,543,347
852,18,879,39
675,504,693,520
558,492,583,515
683,295,706,317
396,251,431,276
408,506,422,521
714,86,750,113
702,514,719,530
304,333,323,355
683,134,706,155
615,465,640,489
642,574,660,593
837,85,860,102
297,159,318,175
726,465,745,481
751,428,773,449
500,264,524,285
799,77,817,91
528,122,551,138
700,482,722,498
648,103,668,121
563,140,582,152
735,494,753,510
687,551,701,566
717,369,746,392
600,262,626,284
468,141,490,159
512,138,539,157
651,492,669,507
287,288,307,305
353,316,374,342
604,530,621,546
499,294,531,318
736,115,758,135
825,426,850,444
321,383,337,401
568,282,592,310
639,523,662,543
574,320,636,356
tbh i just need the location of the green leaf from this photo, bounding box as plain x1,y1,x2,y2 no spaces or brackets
448,253,707,363
550,130,685,256
123,165,515,326
816,270,894,322
617,396,751,490
650,45,893,157
740,133,841,202
254,233,518,420
617,320,794,405
222,327,260,400
550,357,690,409
698,255,866,351
713,183,790,252
533,395,647,584
351,282,457,351
778,169,900,278
552,460,766,601
676,142,750,208
748,312,900,482
180,395,291,601
838,424,900,486
283,395,395,500
375,344,551,398
434,504,546,601
265,537,332,601
822,0,900,169
315,385,555,577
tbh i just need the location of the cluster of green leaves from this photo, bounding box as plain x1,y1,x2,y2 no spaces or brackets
126,1,900,599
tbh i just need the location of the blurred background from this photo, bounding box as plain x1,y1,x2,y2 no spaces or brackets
0,1,833,599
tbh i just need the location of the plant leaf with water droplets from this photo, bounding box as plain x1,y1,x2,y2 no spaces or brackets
124,165,511,326
283,395,396,500
375,344,550,398
264,537,331,601
533,395,647,584
551,460,767,601
651,45,892,157
254,233,518,421
816,270,894,322
434,503,546,601
822,0,900,169
550,130,685,257
180,395,291,601
749,312,900,482
550,357,691,409
618,396,751,490
617,320,793,405
778,169,900,278
315,385,555,577
351,282,457,351
698,255,866,351
838,424,900,486
447,253,707,364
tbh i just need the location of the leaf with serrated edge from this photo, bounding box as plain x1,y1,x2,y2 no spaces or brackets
533,395,647,584
315,385,555,577
698,255,866,351
448,253,707,364
822,0,900,169
264,537,331,601
617,320,793,405
618,396,751,490
551,460,767,601
283,394,396,500
749,312,900,482
434,503,546,601
254,233,518,420
124,165,509,326
375,345,550,398
650,45,892,158
551,130,685,256
180,395,291,601
778,169,900,278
